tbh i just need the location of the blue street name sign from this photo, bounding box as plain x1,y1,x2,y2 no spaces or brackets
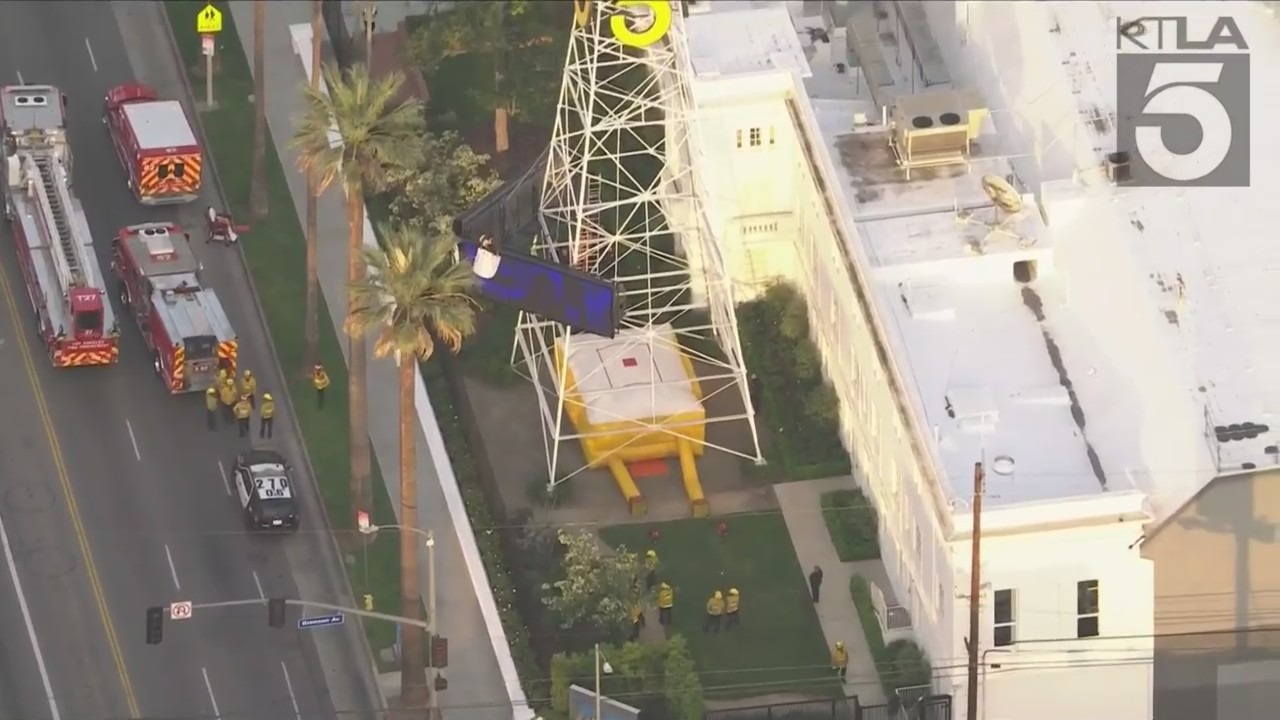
297,613,344,629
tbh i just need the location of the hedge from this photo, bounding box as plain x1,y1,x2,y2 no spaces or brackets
548,637,705,720
739,284,851,480
849,575,932,696
820,489,880,561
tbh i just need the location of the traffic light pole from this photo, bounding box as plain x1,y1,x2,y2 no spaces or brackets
189,597,431,629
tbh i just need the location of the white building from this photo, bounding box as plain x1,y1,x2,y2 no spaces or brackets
678,1,1280,718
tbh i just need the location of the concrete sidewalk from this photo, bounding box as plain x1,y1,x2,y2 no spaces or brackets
774,478,888,706
228,3,516,719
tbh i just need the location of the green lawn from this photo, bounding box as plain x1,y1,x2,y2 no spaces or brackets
600,515,840,699
163,2,401,664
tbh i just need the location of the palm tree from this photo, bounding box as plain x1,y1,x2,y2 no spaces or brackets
249,0,268,218
345,224,477,710
303,0,323,372
291,64,425,524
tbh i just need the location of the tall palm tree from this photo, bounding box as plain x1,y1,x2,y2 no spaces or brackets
291,64,425,523
345,224,477,710
249,0,268,218
303,0,323,372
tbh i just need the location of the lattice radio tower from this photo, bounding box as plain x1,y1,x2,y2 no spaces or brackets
513,0,763,485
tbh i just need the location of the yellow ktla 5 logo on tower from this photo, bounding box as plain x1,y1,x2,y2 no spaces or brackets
573,0,673,48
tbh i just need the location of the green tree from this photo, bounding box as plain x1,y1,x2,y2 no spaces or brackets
249,0,268,218
302,0,323,371
291,63,425,524
345,224,478,709
405,1,567,155
383,131,501,234
542,529,641,641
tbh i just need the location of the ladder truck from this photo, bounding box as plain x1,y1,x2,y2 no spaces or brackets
111,222,237,393
1,85,120,367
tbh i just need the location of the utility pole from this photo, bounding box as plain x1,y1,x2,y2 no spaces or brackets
966,461,985,720
361,0,377,58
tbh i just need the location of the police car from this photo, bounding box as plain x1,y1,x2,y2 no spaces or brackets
232,449,300,531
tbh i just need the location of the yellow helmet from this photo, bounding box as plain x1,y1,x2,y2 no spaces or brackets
645,549,657,559
243,369,252,378
713,591,722,599
835,641,844,649
263,393,273,401
728,588,739,596
206,386,216,395
659,582,671,590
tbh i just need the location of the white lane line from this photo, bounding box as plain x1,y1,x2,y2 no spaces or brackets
0,508,61,720
251,570,265,599
15,71,23,84
218,460,231,495
164,544,181,590
125,420,141,461
280,662,301,720
201,667,221,719
84,38,98,72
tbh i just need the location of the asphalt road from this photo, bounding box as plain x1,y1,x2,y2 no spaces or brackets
0,2,380,719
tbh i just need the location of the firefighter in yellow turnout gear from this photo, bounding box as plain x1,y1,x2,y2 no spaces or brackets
259,393,275,439
240,370,257,408
234,396,252,438
656,582,674,626
218,377,238,425
644,549,659,589
724,588,741,630
205,387,218,431
312,364,330,409
703,591,725,633
831,641,848,682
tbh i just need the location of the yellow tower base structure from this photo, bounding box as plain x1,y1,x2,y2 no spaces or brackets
556,325,709,517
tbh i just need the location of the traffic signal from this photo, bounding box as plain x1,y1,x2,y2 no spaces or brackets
145,606,164,645
430,635,449,668
268,598,287,628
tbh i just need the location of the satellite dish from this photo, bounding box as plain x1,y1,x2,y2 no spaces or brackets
982,175,1023,214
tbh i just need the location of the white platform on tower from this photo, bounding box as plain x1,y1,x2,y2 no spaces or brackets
684,0,1280,522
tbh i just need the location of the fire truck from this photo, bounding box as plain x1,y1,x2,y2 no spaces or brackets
110,222,237,393
1,85,120,367
103,84,203,205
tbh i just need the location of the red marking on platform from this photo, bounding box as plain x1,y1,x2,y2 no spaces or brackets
627,459,668,478
621,357,638,368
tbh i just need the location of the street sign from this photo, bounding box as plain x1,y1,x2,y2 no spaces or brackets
197,4,223,34
201,34,215,57
298,613,344,629
170,601,194,621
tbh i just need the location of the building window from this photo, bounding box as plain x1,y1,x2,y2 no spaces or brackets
993,589,1015,647
734,129,743,148
1077,580,1099,638
768,126,777,145
748,127,762,147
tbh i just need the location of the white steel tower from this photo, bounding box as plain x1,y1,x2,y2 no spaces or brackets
514,0,763,486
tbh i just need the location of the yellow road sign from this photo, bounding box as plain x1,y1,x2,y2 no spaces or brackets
197,4,223,34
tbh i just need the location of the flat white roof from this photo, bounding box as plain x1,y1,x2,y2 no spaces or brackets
686,1,1280,518
563,326,701,427
122,100,197,150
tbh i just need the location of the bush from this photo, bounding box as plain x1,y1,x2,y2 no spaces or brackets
849,575,932,696
739,284,851,480
820,489,880,561
548,637,705,720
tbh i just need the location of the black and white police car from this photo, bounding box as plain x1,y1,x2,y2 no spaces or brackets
232,449,300,531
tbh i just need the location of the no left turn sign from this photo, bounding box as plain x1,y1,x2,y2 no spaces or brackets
170,601,193,620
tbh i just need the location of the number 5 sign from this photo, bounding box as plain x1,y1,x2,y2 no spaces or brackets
574,0,673,49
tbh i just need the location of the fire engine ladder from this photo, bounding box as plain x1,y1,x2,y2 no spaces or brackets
29,154,83,290
572,175,604,272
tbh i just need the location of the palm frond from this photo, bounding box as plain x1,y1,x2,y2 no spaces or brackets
345,223,479,364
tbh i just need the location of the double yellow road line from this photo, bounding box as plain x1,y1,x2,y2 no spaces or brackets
0,262,140,717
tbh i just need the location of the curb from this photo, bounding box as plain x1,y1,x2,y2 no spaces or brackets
157,5,390,715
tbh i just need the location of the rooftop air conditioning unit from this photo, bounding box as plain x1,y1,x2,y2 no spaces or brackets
890,89,989,172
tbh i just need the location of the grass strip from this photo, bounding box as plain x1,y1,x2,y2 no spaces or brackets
163,1,401,664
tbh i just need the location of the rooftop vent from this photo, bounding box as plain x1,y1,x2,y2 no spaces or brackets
890,89,989,174
14,94,48,107
140,225,177,260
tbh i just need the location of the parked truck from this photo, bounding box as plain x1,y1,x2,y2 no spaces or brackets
111,222,236,392
2,84,120,367
103,84,203,205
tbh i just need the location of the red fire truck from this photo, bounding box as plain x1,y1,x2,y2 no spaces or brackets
110,222,237,393
1,85,120,367
103,84,204,205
